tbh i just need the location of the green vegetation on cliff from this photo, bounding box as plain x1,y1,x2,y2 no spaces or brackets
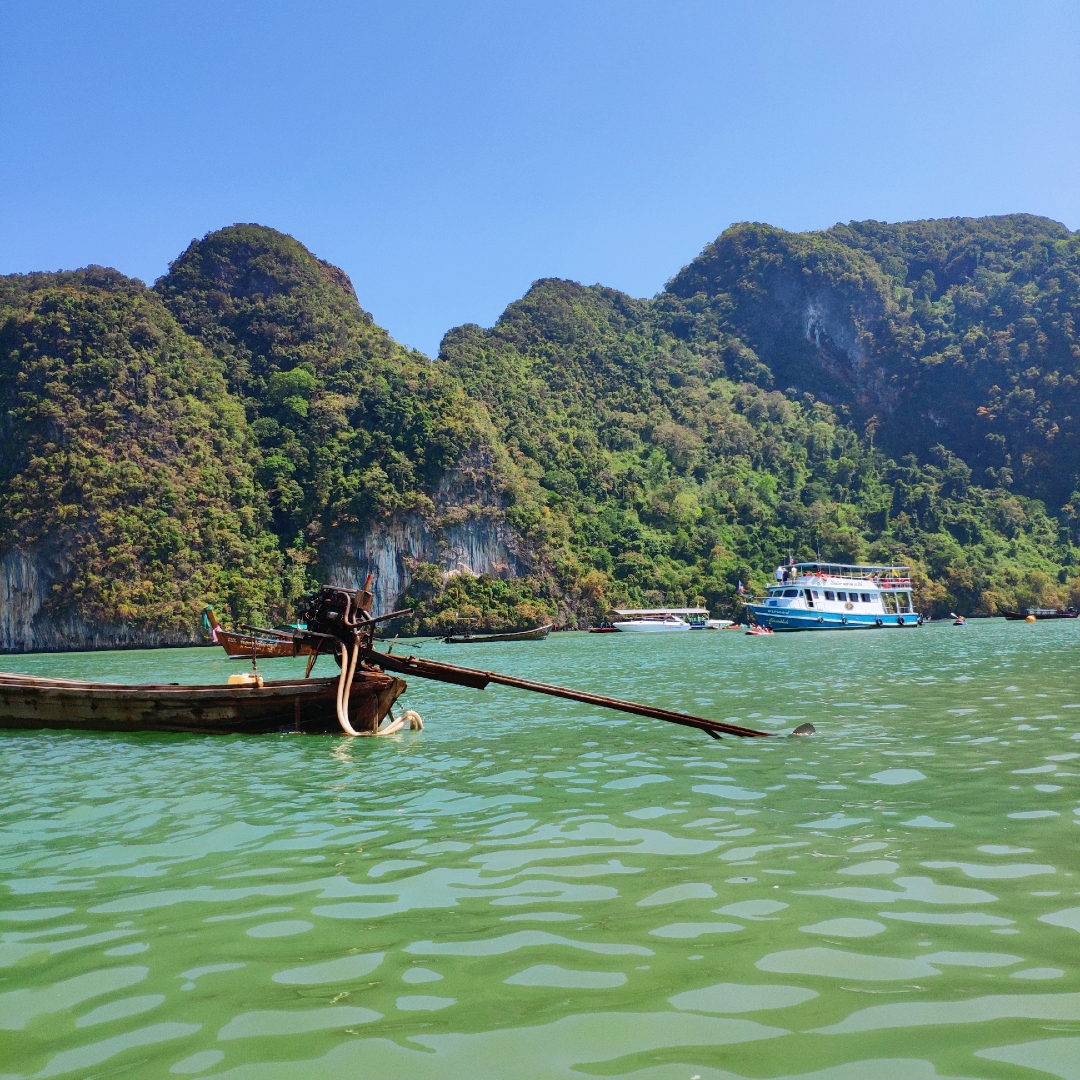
3,215,1079,647
0,268,283,632
433,277,1077,625
664,214,1080,510
156,226,487,543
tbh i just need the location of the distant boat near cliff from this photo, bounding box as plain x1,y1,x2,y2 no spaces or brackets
1000,607,1078,621
443,624,552,643
604,608,734,632
202,606,316,659
744,564,921,631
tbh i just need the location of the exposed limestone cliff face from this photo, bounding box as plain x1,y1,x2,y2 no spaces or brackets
322,511,523,618
1,509,525,652
320,455,529,617
665,223,899,417
0,547,200,654
0,453,529,651
771,272,898,416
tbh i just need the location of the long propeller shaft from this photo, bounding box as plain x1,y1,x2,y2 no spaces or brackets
368,648,804,739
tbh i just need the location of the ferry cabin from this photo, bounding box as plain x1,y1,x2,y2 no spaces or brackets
745,563,919,631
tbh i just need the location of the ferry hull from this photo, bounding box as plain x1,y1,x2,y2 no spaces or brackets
745,607,920,631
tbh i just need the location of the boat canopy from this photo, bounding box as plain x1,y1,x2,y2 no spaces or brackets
791,563,910,579
605,607,709,619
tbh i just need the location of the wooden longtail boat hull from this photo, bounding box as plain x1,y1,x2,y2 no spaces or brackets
0,670,405,736
215,627,316,659
443,624,552,644
1000,609,1078,621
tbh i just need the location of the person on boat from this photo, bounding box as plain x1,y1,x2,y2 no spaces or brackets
775,566,785,584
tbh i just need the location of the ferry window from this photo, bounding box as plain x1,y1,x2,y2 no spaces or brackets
882,593,897,614
812,591,821,599
824,591,835,601
860,593,871,603
835,591,846,602
783,589,798,598
899,592,912,613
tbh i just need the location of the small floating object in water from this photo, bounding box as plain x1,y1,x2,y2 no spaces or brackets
1025,614,1037,623
791,723,816,736
746,625,774,636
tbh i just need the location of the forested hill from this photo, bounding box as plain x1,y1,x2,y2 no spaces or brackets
1,216,1079,650
155,226,486,543
663,214,1080,509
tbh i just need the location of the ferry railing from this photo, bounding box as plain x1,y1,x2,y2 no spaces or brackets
791,574,911,589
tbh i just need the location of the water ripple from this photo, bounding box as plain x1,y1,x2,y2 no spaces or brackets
4,625,1080,1076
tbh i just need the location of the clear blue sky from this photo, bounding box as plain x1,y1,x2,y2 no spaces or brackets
2,1,1078,357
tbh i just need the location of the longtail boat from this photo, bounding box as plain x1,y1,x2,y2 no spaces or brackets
1000,607,1078,621
443,624,552,644
0,579,814,741
202,605,315,659
0,669,405,736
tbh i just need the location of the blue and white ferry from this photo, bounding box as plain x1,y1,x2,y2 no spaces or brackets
745,563,920,631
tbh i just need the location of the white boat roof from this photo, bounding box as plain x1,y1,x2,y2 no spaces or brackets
792,563,910,575
606,608,709,618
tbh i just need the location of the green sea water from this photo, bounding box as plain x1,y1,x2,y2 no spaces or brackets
2,620,1080,1079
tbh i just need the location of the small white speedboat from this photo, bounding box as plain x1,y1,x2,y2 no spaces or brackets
611,615,692,632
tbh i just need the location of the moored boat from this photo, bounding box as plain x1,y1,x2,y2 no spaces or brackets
744,563,920,631
1000,608,1078,621
443,624,552,644
605,608,708,632
0,669,406,736
0,583,814,742
203,606,316,659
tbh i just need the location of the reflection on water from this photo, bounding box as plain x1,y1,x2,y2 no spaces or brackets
2,620,1080,1077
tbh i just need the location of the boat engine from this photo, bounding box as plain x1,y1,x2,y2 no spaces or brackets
300,579,375,648
297,580,379,737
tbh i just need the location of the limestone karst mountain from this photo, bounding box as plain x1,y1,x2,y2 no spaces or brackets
2,216,1078,650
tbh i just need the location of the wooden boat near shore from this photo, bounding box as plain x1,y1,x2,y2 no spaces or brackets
1000,607,1078,621
443,624,552,644
203,606,315,659
0,582,813,742
0,669,405,736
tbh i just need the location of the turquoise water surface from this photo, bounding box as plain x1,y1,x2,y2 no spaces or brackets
2,620,1079,1079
